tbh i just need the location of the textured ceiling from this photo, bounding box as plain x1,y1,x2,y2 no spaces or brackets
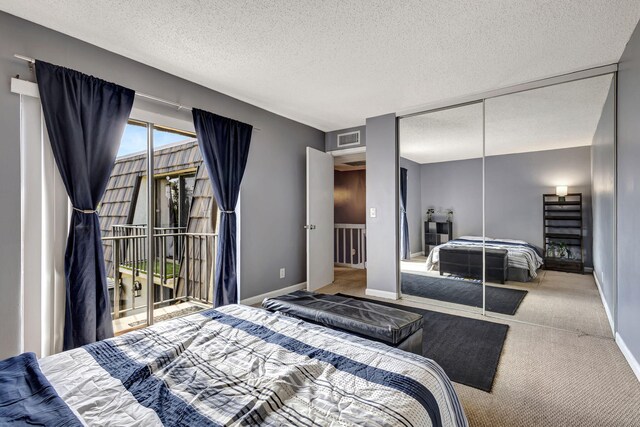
1,1,638,131
399,74,614,164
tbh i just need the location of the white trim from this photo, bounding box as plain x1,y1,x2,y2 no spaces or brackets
365,288,399,300
334,263,365,269
329,146,366,156
130,100,195,134
11,78,39,98
240,282,307,307
410,251,422,258
236,190,242,304
616,333,640,383
593,272,615,336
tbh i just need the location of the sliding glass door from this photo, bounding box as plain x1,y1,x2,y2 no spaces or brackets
102,120,217,333
100,121,150,333
150,126,217,325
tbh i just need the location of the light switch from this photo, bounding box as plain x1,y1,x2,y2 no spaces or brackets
369,207,377,218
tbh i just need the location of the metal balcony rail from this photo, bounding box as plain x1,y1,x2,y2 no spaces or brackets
103,224,217,319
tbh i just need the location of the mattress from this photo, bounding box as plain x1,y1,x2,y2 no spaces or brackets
1,304,467,427
426,236,543,281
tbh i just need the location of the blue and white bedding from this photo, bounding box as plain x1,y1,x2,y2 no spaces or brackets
426,235,544,279
1,304,467,426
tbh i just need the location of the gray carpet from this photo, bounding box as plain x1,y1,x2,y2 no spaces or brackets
338,294,509,392
402,272,527,315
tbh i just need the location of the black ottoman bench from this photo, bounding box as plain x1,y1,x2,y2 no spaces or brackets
262,291,423,355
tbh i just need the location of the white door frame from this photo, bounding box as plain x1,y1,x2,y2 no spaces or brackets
306,147,335,291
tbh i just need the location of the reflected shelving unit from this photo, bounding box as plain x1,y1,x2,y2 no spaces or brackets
543,193,584,273
424,220,453,256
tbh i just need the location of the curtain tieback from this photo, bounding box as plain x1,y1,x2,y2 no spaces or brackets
73,206,98,214
221,210,235,214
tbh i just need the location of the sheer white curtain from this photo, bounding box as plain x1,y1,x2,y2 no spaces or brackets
12,78,68,357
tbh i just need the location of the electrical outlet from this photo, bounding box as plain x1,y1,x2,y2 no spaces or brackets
369,207,377,218
279,268,285,279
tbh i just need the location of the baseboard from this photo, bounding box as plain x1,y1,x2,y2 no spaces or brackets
410,251,422,258
240,282,306,306
593,271,615,336
365,288,399,300
334,262,365,269
616,333,640,383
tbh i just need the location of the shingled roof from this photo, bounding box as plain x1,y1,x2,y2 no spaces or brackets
99,139,215,278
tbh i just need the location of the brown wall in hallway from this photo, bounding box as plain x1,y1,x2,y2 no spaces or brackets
334,170,366,224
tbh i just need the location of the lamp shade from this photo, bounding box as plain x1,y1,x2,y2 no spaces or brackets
556,185,568,197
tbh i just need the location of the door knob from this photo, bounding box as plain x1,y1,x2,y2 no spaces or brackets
304,225,316,230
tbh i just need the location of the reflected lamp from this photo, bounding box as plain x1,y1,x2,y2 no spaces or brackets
556,185,568,201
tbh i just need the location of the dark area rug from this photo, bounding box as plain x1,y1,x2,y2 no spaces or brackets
338,294,509,392
401,272,528,315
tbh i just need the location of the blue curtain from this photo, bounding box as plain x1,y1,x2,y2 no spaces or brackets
400,167,410,260
192,109,252,307
35,61,134,350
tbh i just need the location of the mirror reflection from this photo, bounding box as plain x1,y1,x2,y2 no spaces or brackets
399,102,484,313
484,74,615,337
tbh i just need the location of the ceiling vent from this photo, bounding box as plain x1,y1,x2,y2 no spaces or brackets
337,130,360,147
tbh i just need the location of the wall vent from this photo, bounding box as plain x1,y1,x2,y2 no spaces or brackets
336,130,360,148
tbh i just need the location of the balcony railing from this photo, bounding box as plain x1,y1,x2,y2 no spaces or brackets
103,224,217,320
334,223,366,269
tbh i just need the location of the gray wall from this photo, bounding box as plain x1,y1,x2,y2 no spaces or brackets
326,125,366,152
366,114,398,295
420,147,593,265
591,78,616,316
486,147,592,265
0,12,324,358
617,18,640,370
400,157,422,255
420,158,483,239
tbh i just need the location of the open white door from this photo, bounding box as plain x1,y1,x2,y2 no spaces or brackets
306,147,334,291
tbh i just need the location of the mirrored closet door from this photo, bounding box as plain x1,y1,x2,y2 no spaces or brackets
484,74,616,336
398,102,485,314
397,72,616,331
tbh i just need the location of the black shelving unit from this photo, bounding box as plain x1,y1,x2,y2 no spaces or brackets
424,220,453,256
543,193,583,273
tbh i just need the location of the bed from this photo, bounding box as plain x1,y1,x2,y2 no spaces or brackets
1,304,467,427
426,236,544,282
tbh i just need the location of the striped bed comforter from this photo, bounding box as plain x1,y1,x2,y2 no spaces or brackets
21,304,466,426
426,236,544,279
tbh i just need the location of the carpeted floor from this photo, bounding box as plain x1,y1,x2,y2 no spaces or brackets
320,267,640,427
402,257,613,338
401,272,527,315
338,293,509,392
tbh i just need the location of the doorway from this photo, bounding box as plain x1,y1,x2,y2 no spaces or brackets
332,150,367,291
305,146,368,293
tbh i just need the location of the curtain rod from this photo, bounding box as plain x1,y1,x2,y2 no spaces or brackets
14,54,260,131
